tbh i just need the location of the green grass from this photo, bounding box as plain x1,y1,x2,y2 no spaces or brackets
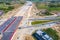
36,4,60,11
47,7,60,11
43,28,59,40
31,20,52,25
0,3,14,13
37,4,48,9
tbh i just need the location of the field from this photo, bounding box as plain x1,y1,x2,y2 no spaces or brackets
36,4,60,11
0,3,14,13
31,20,52,25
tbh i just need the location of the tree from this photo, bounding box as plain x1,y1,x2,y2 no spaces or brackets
43,28,59,40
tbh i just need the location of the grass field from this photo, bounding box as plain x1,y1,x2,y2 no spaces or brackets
31,20,52,25
0,3,14,13
36,4,60,11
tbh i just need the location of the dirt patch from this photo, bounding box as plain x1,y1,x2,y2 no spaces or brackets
24,34,35,40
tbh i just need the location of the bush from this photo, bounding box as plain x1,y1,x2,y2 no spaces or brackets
39,9,53,15
43,28,59,40
36,9,53,16
57,4,60,7
0,4,14,13
8,6,14,10
48,4,56,7
6,3,11,5
0,2,3,4
48,3,60,7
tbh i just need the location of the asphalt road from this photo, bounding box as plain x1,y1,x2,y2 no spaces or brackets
29,16,60,21
0,17,16,32
2,16,23,40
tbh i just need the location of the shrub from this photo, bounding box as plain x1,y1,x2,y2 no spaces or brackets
43,28,59,40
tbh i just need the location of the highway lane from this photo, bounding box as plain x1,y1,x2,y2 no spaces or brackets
11,1,33,40
18,22,57,29
21,5,32,26
2,16,23,40
15,5,31,16
14,1,33,27
21,6,32,26
5,16,23,32
10,1,60,40
0,1,33,40
28,16,60,21
0,17,16,32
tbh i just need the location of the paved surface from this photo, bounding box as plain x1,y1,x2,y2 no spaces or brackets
11,1,33,40
0,1,32,40
0,1,60,40
29,17,60,21
5,16,23,32
0,17,16,32
11,1,59,40
2,16,23,40
11,25,55,40
13,1,33,27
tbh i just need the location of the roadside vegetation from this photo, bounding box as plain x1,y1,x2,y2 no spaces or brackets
31,20,52,25
0,3,14,13
43,28,59,40
36,3,60,11
36,9,53,16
